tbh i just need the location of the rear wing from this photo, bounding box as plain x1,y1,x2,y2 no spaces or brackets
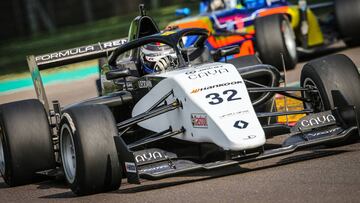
26,38,127,112
32,38,127,70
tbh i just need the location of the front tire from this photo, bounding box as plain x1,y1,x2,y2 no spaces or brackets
60,104,121,195
301,54,360,142
0,99,55,186
255,14,298,70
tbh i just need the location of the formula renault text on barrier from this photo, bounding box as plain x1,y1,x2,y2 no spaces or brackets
0,28,360,195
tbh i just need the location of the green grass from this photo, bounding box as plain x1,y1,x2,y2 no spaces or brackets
0,3,197,77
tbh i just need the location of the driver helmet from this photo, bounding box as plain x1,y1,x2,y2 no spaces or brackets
242,0,266,9
210,0,226,11
140,42,177,74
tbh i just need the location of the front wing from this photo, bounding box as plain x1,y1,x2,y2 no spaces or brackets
115,105,359,184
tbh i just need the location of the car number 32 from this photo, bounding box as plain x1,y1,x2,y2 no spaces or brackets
205,89,241,105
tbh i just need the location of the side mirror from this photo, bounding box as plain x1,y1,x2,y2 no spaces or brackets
175,8,191,17
212,45,240,61
106,68,131,80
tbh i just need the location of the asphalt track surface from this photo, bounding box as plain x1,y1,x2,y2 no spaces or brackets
0,43,360,202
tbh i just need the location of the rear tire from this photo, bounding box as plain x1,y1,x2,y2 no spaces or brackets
255,14,297,70
301,54,360,142
60,104,121,195
0,99,55,186
335,0,360,46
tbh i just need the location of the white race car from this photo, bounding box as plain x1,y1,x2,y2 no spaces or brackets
0,12,359,196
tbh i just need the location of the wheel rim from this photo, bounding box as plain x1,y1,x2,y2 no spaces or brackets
60,124,76,184
303,78,325,112
0,128,5,176
282,20,297,61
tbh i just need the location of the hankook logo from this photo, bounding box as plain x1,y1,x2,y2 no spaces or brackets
190,81,242,94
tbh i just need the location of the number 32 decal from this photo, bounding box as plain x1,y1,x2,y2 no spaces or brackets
205,89,241,105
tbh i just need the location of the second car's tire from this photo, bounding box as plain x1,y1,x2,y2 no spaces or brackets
335,0,360,45
255,14,298,70
0,99,55,186
60,104,121,195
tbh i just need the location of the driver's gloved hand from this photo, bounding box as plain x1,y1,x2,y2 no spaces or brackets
154,56,177,72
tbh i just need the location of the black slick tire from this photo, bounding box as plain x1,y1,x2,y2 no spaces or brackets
255,14,297,70
0,99,55,186
335,0,360,46
60,104,121,195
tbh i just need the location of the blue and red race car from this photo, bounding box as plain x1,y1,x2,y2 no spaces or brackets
170,0,360,70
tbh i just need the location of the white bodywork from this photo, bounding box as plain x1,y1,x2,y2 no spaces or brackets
132,62,265,151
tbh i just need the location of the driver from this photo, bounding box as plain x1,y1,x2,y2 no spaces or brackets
210,0,226,11
241,0,266,9
140,42,178,74
202,0,240,12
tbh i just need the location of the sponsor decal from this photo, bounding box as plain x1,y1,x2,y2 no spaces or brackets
141,164,171,173
292,111,337,132
234,120,249,129
138,80,152,89
243,135,257,140
135,151,165,164
35,39,127,62
306,127,342,138
300,114,336,127
191,113,208,128
206,89,241,105
101,39,128,49
36,46,95,62
190,81,242,94
185,65,229,80
161,31,176,36
185,64,223,74
219,110,250,119
124,162,137,173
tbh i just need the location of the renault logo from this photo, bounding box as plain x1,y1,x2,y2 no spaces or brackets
234,120,248,129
